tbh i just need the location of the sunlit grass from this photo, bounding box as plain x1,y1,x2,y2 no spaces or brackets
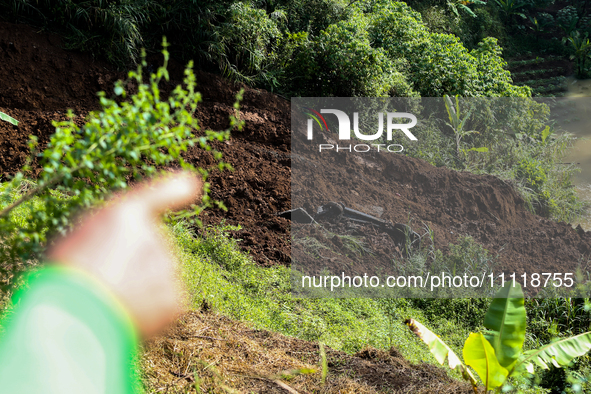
173,221,474,366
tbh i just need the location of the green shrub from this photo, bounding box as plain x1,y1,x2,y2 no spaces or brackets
468,7,506,44
438,236,496,279
367,2,529,97
0,45,242,292
556,5,579,35
516,157,547,193
274,0,353,35
273,31,316,94
304,14,414,97
210,2,282,85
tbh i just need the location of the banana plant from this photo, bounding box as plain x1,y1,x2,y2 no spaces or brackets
443,95,487,163
493,0,527,21
562,31,591,78
527,16,553,35
0,112,18,126
406,282,591,393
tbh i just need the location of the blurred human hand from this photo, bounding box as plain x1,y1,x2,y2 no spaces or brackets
47,172,202,338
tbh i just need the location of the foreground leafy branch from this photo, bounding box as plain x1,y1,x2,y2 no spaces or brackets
407,283,591,393
0,39,244,292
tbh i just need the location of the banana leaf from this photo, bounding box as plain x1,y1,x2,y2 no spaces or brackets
483,282,526,371
518,332,591,372
464,332,509,390
406,319,478,389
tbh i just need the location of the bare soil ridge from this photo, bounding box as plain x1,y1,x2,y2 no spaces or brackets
143,310,473,393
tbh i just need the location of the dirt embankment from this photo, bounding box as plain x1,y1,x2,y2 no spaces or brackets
291,123,591,280
0,21,292,266
2,21,591,278
143,310,473,394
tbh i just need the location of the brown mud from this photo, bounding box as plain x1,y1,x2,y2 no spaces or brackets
291,121,591,284
1,21,591,282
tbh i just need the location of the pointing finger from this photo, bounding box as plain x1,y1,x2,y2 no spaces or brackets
133,172,203,215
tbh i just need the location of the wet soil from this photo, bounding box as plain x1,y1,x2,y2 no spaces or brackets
290,122,591,290
1,21,591,285
0,21,292,266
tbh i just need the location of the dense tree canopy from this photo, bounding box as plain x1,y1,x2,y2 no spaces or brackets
0,0,529,97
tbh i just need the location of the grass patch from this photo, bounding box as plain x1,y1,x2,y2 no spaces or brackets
174,221,476,367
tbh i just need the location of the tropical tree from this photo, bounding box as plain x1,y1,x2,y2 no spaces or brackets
563,31,591,78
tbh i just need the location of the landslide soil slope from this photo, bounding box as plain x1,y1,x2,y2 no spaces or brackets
291,122,591,282
1,18,590,394
1,22,591,281
0,24,475,392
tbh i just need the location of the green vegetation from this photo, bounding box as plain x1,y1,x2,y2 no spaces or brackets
405,96,584,222
443,95,488,161
175,222,475,358
0,53,490,388
408,283,591,393
563,31,591,78
1,1,591,393
0,112,18,126
2,0,586,221
0,0,527,98
0,46,242,292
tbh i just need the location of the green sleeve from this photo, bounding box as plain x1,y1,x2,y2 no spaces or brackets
0,266,143,394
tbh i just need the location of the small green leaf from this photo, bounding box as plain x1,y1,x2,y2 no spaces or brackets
540,126,552,143
0,112,19,126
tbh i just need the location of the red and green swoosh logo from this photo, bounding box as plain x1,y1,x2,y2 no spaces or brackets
303,107,329,132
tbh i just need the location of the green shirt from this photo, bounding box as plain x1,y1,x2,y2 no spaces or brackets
0,266,142,393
